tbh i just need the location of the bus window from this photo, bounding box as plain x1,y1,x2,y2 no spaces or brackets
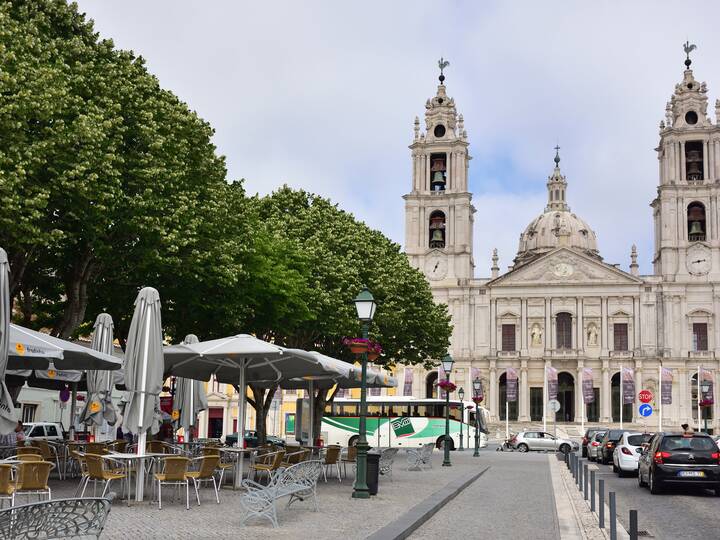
335,403,358,417
324,403,333,415
367,404,382,417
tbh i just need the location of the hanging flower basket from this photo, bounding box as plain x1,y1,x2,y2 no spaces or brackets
472,396,484,404
437,379,456,393
342,337,369,354
367,341,383,362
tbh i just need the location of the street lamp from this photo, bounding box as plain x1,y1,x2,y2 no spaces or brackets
441,354,454,467
701,379,711,434
352,287,377,500
458,387,465,451
472,377,482,457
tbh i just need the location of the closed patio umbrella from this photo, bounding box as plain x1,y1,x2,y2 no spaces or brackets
79,313,118,430
173,334,207,440
0,248,17,435
122,287,164,501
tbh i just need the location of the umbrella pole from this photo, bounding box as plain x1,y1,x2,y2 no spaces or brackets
236,361,246,489
69,383,77,441
308,380,314,446
135,305,152,502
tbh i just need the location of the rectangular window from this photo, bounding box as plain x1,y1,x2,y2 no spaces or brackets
556,313,572,349
501,324,516,351
693,323,708,351
45,425,58,437
21,404,37,424
613,323,628,351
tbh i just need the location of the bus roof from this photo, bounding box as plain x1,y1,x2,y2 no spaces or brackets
333,396,487,409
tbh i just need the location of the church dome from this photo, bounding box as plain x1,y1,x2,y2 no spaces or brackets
514,150,600,267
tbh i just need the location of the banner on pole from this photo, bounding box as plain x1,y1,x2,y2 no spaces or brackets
700,367,714,406
622,366,635,405
661,367,673,405
506,367,518,402
546,366,558,401
437,365,446,399
403,368,413,396
582,367,594,404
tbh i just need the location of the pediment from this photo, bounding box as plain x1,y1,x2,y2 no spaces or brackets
488,248,642,287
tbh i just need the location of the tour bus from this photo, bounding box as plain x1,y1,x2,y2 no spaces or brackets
316,396,489,450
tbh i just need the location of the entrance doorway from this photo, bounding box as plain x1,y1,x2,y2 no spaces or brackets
557,372,574,422
584,388,600,422
208,407,224,438
426,372,438,399
530,387,543,421
499,372,518,421
611,373,633,422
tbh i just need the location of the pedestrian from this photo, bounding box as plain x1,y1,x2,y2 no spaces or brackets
681,423,693,435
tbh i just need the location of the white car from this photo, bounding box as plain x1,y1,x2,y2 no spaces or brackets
23,422,65,442
612,431,652,476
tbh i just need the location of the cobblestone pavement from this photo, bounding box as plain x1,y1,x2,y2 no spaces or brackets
411,449,560,540
40,450,491,539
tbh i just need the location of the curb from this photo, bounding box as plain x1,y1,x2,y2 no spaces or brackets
365,466,490,540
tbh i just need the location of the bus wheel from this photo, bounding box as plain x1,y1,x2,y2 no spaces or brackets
348,436,359,447
437,437,455,451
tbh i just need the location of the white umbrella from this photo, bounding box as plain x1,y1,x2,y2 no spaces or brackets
173,334,208,440
0,248,17,435
79,313,118,432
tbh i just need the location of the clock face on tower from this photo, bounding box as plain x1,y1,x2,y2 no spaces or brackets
425,255,448,280
686,244,711,276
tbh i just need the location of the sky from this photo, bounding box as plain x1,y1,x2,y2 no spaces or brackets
74,0,720,277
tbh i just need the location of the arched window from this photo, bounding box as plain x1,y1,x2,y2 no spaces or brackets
429,211,446,248
425,371,438,399
691,372,714,421
688,202,706,241
611,372,634,422
556,312,572,349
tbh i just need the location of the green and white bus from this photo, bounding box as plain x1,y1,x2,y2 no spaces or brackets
317,396,489,450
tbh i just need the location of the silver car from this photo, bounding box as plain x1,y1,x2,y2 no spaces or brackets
587,431,606,462
512,431,579,454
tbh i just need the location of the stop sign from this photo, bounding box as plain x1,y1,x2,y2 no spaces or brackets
639,389,653,403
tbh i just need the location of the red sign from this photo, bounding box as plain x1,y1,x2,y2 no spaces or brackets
638,390,653,403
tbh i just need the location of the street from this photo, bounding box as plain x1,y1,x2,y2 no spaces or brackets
586,454,720,539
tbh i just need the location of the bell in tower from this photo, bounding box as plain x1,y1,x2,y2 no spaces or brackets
430,154,447,191
685,142,703,182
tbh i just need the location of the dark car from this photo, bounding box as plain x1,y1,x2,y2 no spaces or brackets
582,428,608,458
599,429,627,464
638,432,720,495
224,430,286,448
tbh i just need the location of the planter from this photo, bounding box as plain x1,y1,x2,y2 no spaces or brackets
367,352,379,362
349,343,368,354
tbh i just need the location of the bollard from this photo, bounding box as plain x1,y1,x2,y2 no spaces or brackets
571,453,576,479
629,509,638,540
583,463,589,500
578,459,583,491
609,491,617,540
590,470,596,512
598,479,605,529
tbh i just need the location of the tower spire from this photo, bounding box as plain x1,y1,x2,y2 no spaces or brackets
438,57,449,85
545,146,569,212
683,41,697,69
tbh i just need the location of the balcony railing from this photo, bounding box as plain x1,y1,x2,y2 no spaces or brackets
497,350,519,358
551,349,577,358
688,350,715,359
610,350,634,359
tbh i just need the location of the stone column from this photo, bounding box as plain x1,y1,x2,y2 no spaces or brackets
601,362,611,422
521,299,528,354
574,360,584,423
489,362,498,421
545,297,552,353
704,141,710,181
601,297,609,356
681,141,686,182
519,360,529,421
490,298,497,354
633,296,641,352
447,152,452,191
679,367,688,423
577,298,584,353
424,155,430,191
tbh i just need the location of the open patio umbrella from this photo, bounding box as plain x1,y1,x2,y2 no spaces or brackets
122,287,164,501
172,334,208,440
0,248,17,435
79,313,118,430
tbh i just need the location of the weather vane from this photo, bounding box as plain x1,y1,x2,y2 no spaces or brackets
554,145,561,166
438,57,450,84
684,41,697,68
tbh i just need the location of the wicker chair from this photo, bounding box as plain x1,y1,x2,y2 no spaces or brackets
13,461,53,505
148,441,171,454
0,465,13,509
16,447,42,456
321,446,342,482
84,443,109,456
107,440,128,453
70,451,89,497
15,454,44,463
341,445,357,478
154,456,192,510
249,450,285,483
34,440,62,479
201,446,234,485
81,454,126,499
186,455,220,505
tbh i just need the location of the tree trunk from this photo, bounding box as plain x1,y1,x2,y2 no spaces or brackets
8,250,32,302
248,385,277,445
53,250,96,338
312,387,339,444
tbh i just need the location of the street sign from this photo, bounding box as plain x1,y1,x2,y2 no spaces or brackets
548,399,561,413
639,403,653,417
638,389,653,403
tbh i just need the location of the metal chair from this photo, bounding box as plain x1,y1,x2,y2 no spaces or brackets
186,455,220,505
249,450,285,483
154,456,192,510
0,465,13,509
379,448,399,481
201,446,234,485
0,497,111,540
13,461,53,505
16,447,42,456
341,445,357,478
84,443,108,456
321,446,342,482
34,440,62,480
81,454,126,499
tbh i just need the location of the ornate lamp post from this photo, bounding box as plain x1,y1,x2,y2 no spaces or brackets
472,377,482,457
701,379,711,434
441,354,454,467
351,287,377,499
458,387,465,451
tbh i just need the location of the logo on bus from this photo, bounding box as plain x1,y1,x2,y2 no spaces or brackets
391,417,415,437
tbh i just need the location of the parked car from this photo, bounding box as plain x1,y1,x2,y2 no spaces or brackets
512,431,579,454
582,428,608,458
612,432,653,476
23,422,65,442
598,429,627,464
638,432,720,495
224,430,286,448
587,431,607,462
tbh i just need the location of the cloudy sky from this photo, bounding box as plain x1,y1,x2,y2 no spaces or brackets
75,0,720,276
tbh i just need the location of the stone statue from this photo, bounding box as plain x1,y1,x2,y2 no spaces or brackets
530,324,543,346
587,323,598,346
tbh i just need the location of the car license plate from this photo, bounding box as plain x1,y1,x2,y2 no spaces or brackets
678,471,705,477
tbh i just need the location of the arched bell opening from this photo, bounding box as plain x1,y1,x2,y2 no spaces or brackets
688,201,706,242
430,153,447,191
429,210,446,249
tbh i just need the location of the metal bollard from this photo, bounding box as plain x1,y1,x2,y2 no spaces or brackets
629,509,638,540
609,491,617,540
590,470,596,512
583,463,589,500
578,458,583,490
598,479,605,528
571,453,576,478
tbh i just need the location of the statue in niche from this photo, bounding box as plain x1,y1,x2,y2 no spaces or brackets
586,323,598,346
530,324,543,346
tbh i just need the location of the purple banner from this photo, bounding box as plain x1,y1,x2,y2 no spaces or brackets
546,366,558,401
506,368,518,402
582,368,594,404
661,367,673,405
622,367,635,405
700,368,714,406
403,368,413,396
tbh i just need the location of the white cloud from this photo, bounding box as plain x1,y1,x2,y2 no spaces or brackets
75,0,720,276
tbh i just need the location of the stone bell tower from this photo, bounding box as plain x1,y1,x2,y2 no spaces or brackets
653,43,720,281
403,59,475,283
